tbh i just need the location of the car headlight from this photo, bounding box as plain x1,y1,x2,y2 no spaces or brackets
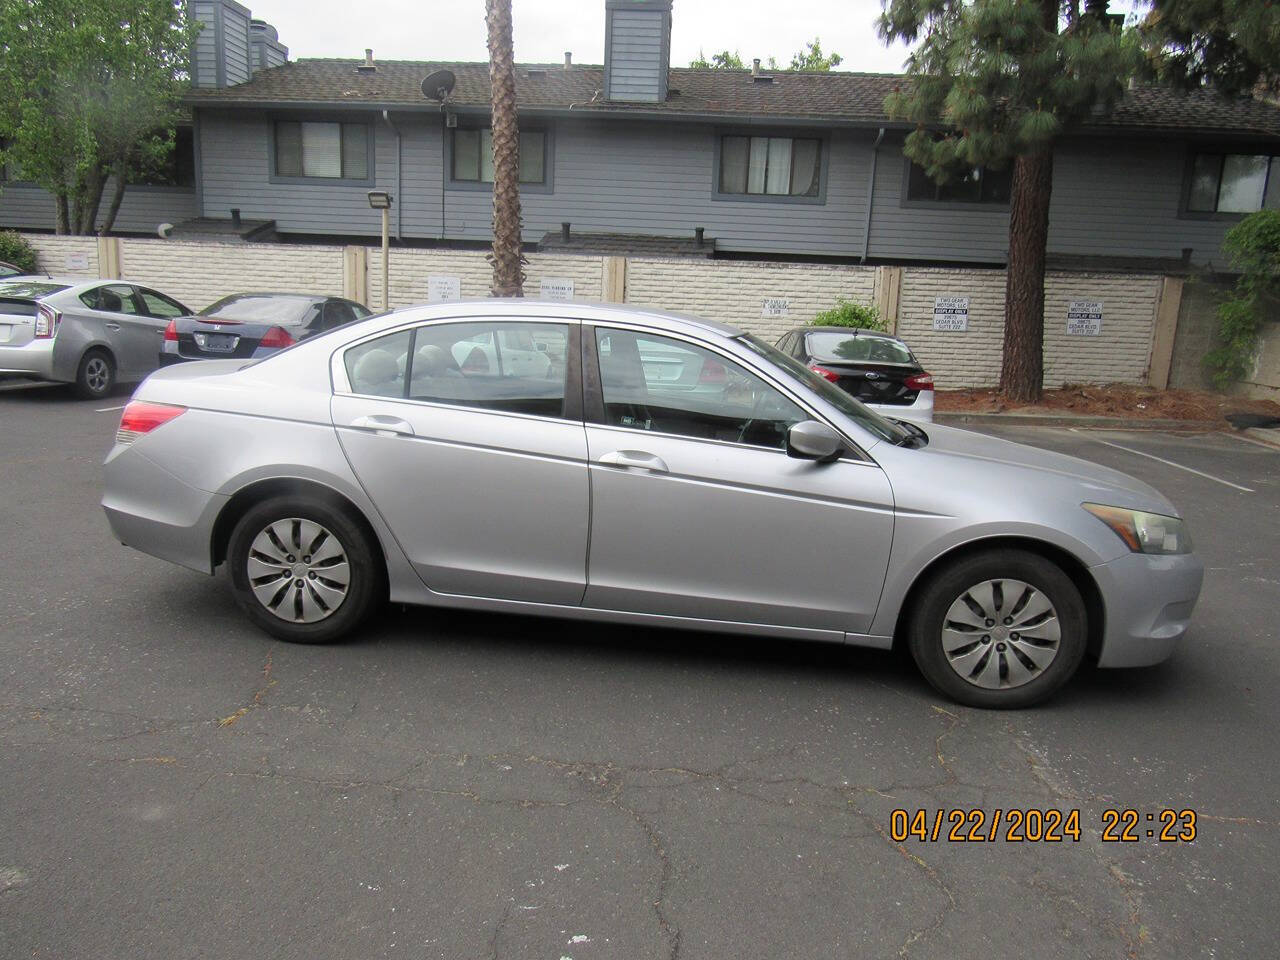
1083,503,1192,555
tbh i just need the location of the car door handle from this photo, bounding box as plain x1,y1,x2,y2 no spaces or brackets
105,322,121,331
348,415,415,437
597,450,668,473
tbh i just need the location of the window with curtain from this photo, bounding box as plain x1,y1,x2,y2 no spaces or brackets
718,136,822,198
452,129,547,184
1187,152,1279,213
274,121,369,179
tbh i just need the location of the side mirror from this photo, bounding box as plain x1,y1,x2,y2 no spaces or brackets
786,420,844,463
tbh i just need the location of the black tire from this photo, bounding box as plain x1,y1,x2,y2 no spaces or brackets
907,549,1087,709
227,494,383,643
74,348,115,400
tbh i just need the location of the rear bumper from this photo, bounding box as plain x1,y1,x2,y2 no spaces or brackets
867,389,934,423
0,339,58,381
102,442,225,575
1091,550,1204,667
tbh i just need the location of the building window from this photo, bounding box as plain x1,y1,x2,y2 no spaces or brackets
129,128,196,187
906,162,1012,204
1187,153,1279,214
452,128,546,184
274,121,369,180
719,136,821,197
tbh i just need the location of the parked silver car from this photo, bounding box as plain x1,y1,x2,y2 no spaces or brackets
0,277,191,398
101,301,1203,707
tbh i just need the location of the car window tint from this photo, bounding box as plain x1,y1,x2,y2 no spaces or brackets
203,295,317,324
323,300,357,329
345,330,411,398
806,332,914,364
595,328,806,449
138,289,188,318
84,284,141,315
408,320,569,418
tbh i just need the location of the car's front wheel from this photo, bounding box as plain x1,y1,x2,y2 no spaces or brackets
907,549,1087,708
227,495,382,643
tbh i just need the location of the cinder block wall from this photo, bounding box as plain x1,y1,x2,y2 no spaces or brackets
26,235,1167,389
898,269,1161,389
625,258,877,342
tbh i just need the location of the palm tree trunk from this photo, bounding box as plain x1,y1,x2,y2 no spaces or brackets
485,0,524,297
1000,149,1053,404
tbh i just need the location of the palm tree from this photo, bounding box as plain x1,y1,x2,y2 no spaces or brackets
485,0,524,297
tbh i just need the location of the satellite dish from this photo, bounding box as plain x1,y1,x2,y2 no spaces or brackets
421,69,456,102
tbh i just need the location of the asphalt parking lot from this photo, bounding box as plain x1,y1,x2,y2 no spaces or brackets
1,382,1277,960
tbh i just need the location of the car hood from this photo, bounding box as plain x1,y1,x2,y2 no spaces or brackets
905,421,1177,515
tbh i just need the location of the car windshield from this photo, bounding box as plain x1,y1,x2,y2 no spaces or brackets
806,331,915,365
738,335,913,446
0,280,68,299
200,294,319,325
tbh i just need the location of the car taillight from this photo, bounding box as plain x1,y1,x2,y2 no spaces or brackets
116,401,185,445
699,358,727,383
258,326,295,349
905,372,935,391
163,319,178,342
809,364,840,382
34,303,61,338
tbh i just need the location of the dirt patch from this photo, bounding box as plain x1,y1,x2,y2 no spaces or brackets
935,383,1280,422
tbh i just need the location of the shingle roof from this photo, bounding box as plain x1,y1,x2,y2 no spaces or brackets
187,60,1280,137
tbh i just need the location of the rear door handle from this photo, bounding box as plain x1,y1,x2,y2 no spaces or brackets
105,322,121,331
598,450,668,473
349,414,415,437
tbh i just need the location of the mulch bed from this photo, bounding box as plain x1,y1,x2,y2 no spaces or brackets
934,384,1280,423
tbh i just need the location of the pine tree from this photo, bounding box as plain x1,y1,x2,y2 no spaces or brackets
879,0,1140,402
1143,0,1279,97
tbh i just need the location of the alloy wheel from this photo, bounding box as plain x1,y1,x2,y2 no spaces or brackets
84,356,111,394
940,578,1062,690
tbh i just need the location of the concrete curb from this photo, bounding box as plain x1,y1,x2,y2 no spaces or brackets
1242,427,1280,449
933,412,1218,430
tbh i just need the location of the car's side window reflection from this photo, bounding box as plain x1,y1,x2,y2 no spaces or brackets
343,321,571,418
595,328,806,449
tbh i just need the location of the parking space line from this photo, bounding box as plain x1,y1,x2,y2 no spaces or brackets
1068,428,1255,493
95,404,126,412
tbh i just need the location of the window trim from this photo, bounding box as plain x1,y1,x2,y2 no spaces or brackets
445,123,554,195
711,128,829,205
1179,145,1279,220
899,156,1013,210
268,115,376,186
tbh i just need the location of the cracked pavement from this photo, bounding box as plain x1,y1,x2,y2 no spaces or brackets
1,386,1277,958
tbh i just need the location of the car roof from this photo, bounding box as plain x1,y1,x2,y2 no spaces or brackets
363,299,744,340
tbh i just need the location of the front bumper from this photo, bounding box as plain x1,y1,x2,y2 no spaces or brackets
102,441,225,575
1091,550,1204,667
0,339,58,381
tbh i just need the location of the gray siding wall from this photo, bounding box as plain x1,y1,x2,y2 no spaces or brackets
0,183,197,233
221,5,252,87
605,9,668,103
190,0,252,88
198,110,399,236
867,134,1240,267
191,0,219,88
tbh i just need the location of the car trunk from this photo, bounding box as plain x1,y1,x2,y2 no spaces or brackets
175,319,287,360
815,360,922,406
0,298,38,348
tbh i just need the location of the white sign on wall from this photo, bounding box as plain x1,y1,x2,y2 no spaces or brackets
65,252,90,272
1066,300,1103,336
427,276,461,303
539,277,574,301
932,296,970,331
762,298,790,318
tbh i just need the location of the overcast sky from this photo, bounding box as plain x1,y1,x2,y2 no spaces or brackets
252,0,918,73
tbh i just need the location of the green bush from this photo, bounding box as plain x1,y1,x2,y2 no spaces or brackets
1205,210,1280,389
0,230,38,273
810,298,886,331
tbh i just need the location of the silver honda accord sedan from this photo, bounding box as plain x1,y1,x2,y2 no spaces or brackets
101,301,1203,708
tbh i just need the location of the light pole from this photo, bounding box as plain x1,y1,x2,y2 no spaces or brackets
367,190,393,311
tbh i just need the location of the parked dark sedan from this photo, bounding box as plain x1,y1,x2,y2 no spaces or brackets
160,292,372,365
776,326,934,421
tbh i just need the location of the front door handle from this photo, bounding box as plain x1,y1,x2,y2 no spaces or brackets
105,322,121,331
598,450,668,473
349,414,415,437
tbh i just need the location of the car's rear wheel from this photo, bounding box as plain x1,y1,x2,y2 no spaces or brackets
907,549,1087,708
227,495,382,643
74,349,115,400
